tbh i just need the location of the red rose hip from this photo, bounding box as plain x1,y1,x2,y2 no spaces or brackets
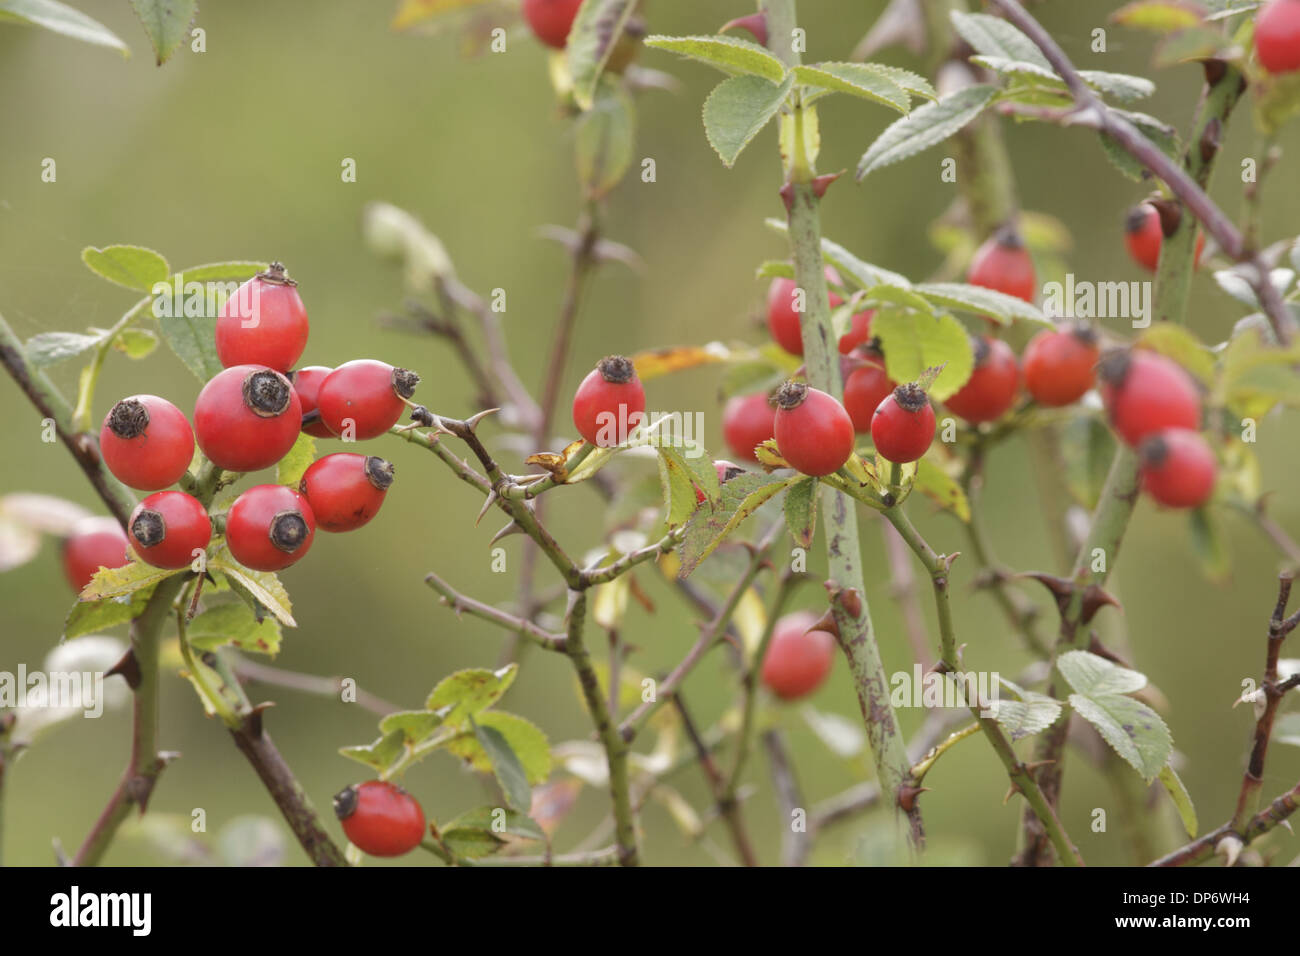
944,337,1019,424
1255,0,1300,73
299,453,394,532
721,392,775,462
334,780,426,857
522,0,584,49
1099,349,1201,446
761,611,837,701
215,263,309,373
767,266,873,356
572,355,646,447
1023,324,1099,407
967,227,1036,303
194,365,303,472
1139,428,1217,509
871,383,936,464
99,395,195,491
773,382,855,477
842,358,896,432
1124,203,1204,273
128,491,211,570
62,516,130,592
226,484,315,571
317,360,420,441
289,366,336,439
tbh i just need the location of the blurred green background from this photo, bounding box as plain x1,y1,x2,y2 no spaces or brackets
2,0,1298,867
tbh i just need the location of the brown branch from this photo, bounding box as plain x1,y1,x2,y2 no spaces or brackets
229,658,403,717
672,694,759,867
761,729,812,867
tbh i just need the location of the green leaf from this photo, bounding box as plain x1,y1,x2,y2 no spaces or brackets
860,63,936,101
188,601,283,655
426,665,518,726
472,717,533,811
80,560,184,601
170,261,266,285
442,805,545,842
657,449,702,528
990,680,1063,741
64,585,156,640
209,554,296,628
862,283,936,315
1100,109,1179,182
1111,0,1207,32
378,709,445,743
1076,70,1155,102
449,710,551,784
914,459,970,522
0,0,128,54
112,327,159,360
275,433,316,487
1216,327,1300,419
24,331,105,368
659,444,719,517
950,10,1052,70
1158,763,1198,838
703,73,794,168
678,473,793,577
1139,324,1215,387
1058,649,1171,782
856,85,996,180
339,729,406,772
128,0,196,65
576,77,636,197
871,309,974,402
567,0,638,110
81,245,169,292
1061,416,1117,510
763,220,913,289
913,282,1048,324
644,33,787,81
1188,507,1230,583
793,62,910,113
784,476,818,548
157,313,222,383
440,826,506,859
1254,71,1300,137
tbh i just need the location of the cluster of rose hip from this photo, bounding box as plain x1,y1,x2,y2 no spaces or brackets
721,219,1219,514
61,263,419,593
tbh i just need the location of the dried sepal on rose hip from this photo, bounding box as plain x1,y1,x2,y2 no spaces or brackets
1138,428,1217,509
62,516,130,592
226,484,316,572
128,491,212,570
1098,348,1201,447
333,780,427,857
1023,323,1099,407
943,336,1019,425
572,355,646,447
215,262,309,373
99,395,195,491
194,365,303,472
871,382,936,465
317,360,421,441
772,381,855,478
299,453,394,532
760,611,837,701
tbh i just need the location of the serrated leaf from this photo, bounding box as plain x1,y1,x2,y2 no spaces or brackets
871,309,974,401
568,0,638,110
644,34,788,81
1111,0,1207,32
950,10,1052,70
157,313,222,383
988,685,1062,741
784,476,818,548
113,327,159,360
861,63,936,101
678,473,792,577
1100,109,1180,181
856,85,996,180
449,711,552,786
209,555,296,628
1058,649,1148,696
1069,692,1172,782
64,586,156,640
188,602,283,655
378,709,446,742
863,283,936,314
472,718,533,810
82,245,169,292
703,72,793,167
1077,70,1155,102
442,805,545,842
426,665,518,726
1158,763,1198,838
657,450,701,527
764,220,914,289
913,282,1047,324
338,729,405,772
0,0,128,54
275,432,316,487
440,826,506,859
128,0,196,66
80,560,183,601
914,458,970,521
794,62,910,113
24,331,105,368
576,77,635,196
